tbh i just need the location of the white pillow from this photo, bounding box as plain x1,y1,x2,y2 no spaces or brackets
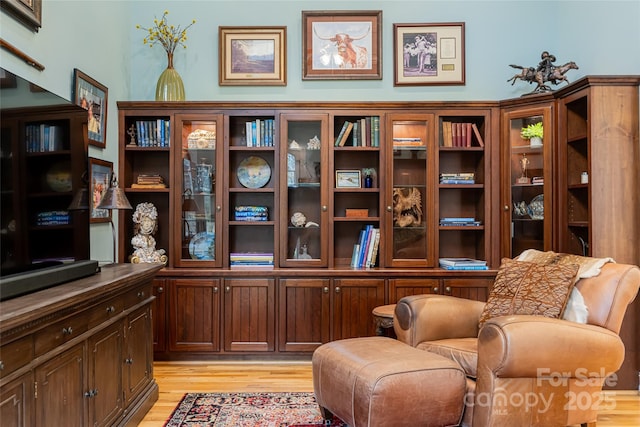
562,287,588,323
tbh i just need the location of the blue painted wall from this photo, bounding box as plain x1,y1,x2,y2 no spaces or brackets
2,0,639,261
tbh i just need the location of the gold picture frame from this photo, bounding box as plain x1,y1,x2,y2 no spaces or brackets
219,26,287,86
302,10,382,80
394,22,465,86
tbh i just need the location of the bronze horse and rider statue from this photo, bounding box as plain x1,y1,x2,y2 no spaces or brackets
508,51,579,95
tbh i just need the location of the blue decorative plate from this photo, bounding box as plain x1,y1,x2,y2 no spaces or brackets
189,232,215,260
237,156,271,188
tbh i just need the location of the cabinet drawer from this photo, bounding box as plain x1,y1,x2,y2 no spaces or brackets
0,336,34,378
123,284,153,309
87,295,125,329
34,312,89,357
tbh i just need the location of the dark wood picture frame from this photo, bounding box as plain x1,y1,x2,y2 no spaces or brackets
393,22,465,86
89,157,112,223
302,10,382,80
73,69,108,148
1,0,42,32
219,26,287,86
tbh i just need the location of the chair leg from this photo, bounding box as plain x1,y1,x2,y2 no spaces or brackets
580,423,596,427
319,406,334,423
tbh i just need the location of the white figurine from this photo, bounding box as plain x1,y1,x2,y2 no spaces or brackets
130,202,168,265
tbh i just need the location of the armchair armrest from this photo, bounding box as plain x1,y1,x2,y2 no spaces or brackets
478,315,625,378
394,294,485,347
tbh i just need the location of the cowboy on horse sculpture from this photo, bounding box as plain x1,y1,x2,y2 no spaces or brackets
507,51,579,94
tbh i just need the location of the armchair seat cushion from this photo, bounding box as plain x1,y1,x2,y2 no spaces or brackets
417,338,478,379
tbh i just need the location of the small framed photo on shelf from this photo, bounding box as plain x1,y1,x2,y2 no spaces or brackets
89,157,113,223
73,69,108,148
302,10,382,80
393,22,465,86
219,26,287,86
336,170,362,188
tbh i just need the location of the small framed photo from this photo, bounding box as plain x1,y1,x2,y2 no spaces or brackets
219,26,287,86
393,22,465,86
302,10,382,80
336,170,362,188
89,157,112,223
73,69,108,148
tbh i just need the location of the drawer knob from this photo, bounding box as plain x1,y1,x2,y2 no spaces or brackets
0,361,4,371
157,287,164,293
432,286,439,293
323,286,329,293
62,327,73,335
445,286,452,294
335,287,341,294
106,306,115,313
225,286,230,293
213,286,219,293
137,291,145,298
125,358,133,364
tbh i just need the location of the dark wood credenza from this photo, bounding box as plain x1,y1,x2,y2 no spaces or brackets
0,263,163,427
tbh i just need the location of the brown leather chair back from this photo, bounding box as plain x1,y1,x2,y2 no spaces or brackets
576,263,640,333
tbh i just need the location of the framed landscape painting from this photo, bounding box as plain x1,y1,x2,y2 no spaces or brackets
302,10,382,80
394,22,465,86
219,26,287,86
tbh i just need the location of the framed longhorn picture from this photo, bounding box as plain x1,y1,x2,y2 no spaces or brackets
302,10,382,80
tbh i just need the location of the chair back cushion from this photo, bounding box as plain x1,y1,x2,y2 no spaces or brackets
576,263,640,333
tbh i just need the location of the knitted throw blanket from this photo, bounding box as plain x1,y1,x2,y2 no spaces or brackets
516,249,614,280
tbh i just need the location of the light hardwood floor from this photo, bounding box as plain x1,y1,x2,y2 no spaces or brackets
139,361,640,427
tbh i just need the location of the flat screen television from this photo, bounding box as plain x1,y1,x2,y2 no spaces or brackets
0,68,97,301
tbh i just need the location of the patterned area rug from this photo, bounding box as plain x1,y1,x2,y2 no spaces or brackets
164,392,347,427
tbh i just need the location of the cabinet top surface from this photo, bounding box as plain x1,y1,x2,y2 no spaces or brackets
0,263,163,332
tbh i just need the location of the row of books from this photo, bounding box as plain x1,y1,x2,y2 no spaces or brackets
234,205,269,221
351,225,380,268
230,252,274,268
439,217,482,226
334,116,380,147
441,121,484,148
25,124,65,152
133,119,171,147
439,172,475,185
36,210,70,226
439,257,488,270
245,119,275,147
131,173,167,189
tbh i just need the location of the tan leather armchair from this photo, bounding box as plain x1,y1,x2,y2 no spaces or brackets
394,263,640,427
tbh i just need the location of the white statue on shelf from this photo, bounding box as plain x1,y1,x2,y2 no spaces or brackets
130,202,168,265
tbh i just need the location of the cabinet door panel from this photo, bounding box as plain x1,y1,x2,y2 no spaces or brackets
279,278,330,352
88,321,123,427
333,278,385,340
224,278,275,352
152,278,167,352
442,278,493,302
169,279,221,352
124,306,153,406
35,344,85,427
389,278,438,303
0,373,33,427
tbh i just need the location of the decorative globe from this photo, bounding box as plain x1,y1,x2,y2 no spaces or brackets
45,162,72,192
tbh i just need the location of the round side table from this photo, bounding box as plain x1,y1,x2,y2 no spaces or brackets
372,304,396,337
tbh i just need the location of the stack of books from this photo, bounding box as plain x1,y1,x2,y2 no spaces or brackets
439,172,475,184
234,206,268,221
36,210,70,226
230,252,274,268
131,173,166,189
439,258,488,270
439,217,482,227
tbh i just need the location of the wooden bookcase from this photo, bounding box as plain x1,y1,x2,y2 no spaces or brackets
118,101,499,359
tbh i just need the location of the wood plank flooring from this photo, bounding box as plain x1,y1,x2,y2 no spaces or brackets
139,361,640,427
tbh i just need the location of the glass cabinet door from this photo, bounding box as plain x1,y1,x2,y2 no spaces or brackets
502,107,553,258
385,114,435,267
279,113,328,267
174,115,222,267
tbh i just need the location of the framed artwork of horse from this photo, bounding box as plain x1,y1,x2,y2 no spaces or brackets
219,26,287,86
302,10,382,80
393,22,465,86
